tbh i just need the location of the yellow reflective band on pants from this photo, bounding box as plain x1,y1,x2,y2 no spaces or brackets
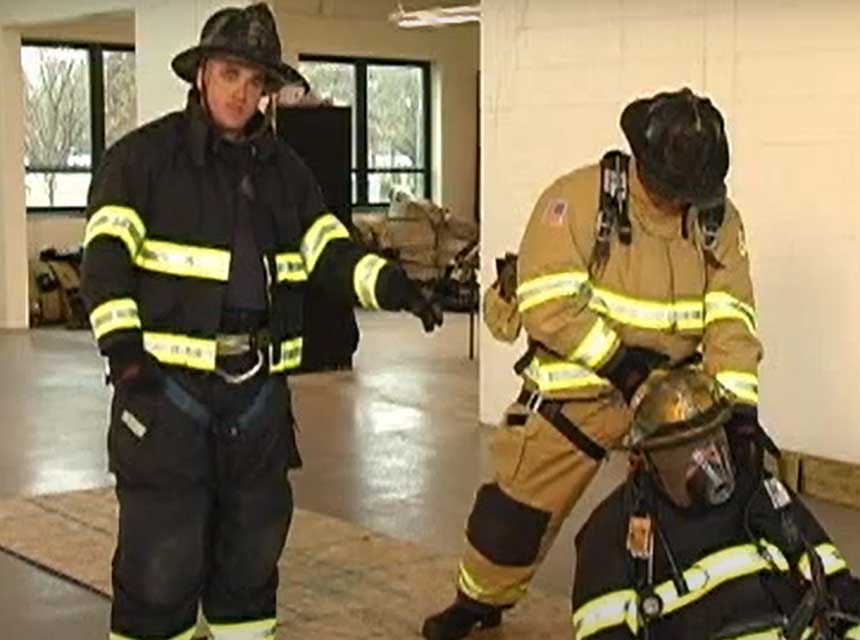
846,624,860,639
90,298,141,340
84,205,146,258
457,562,528,606
522,358,609,394
798,543,848,581
705,291,758,335
572,541,790,639
716,371,759,405
301,213,350,274
143,332,217,371
274,252,307,283
209,618,277,640
110,625,195,640
135,240,231,281
353,254,387,310
570,317,620,369
516,271,588,312
269,337,303,373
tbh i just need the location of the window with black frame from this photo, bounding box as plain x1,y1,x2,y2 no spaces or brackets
298,55,431,208
22,41,136,213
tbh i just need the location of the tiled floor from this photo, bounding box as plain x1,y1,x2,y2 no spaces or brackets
1,313,858,639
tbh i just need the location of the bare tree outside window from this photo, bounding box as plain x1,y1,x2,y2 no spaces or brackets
104,49,137,150
22,46,91,207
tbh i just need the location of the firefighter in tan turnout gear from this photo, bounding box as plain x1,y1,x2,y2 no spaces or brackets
422,87,773,640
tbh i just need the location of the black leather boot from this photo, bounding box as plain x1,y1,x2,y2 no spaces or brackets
421,601,503,640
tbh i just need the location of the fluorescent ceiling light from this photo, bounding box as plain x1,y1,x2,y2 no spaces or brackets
390,4,480,28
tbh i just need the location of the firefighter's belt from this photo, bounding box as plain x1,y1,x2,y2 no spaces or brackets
215,330,271,357
514,389,606,461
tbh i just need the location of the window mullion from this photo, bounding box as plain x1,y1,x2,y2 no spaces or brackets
356,59,369,206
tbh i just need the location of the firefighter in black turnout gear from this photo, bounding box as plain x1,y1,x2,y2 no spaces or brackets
80,4,442,639
571,368,860,640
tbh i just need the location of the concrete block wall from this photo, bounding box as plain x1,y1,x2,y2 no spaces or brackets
480,0,860,463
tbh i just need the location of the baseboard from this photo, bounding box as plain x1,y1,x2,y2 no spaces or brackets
773,450,860,510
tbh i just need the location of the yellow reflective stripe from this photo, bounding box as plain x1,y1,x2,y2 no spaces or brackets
209,617,277,640
656,542,788,617
516,271,589,312
135,240,231,281
353,254,387,310
846,624,860,639
143,332,217,371
572,588,639,639
590,287,704,331
301,213,350,274
571,317,620,369
84,205,146,257
275,252,307,283
573,542,789,639
705,291,758,335
717,371,759,405
269,337,303,373
110,625,195,640
457,562,528,605
798,543,848,580
89,298,141,340
522,358,609,393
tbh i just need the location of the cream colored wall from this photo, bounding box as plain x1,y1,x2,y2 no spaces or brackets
480,0,860,463
27,216,86,260
275,0,480,223
20,11,134,44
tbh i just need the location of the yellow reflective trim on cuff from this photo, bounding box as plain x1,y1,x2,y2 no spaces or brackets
84,205,146,257
301,213,350,275
572,588,639,639
135,240,231,281
353,254,387,310
516,271,589,312
846,624,860,639
457,562,528,606
798,543,848,581
522,357,609,393
716,371,759,405
89,298,141,340
571,318,621,369
705,291,758,335
209,617,277,640
143,332,217,371
274,252,307,283
110,625,195,640
269,337,303,373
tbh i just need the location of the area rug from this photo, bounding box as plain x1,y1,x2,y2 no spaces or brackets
0,488,571,638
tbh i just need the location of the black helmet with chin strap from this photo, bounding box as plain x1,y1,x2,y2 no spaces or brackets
621,87,729,209
171,2,309,94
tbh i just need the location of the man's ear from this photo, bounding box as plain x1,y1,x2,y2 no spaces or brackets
195,59,207,92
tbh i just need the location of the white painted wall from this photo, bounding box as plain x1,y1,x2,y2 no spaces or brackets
480,0,860,464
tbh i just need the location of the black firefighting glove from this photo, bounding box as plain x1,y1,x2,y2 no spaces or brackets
724,404,780,472
106,340,164,394
598,345,669,403
386,267,443,333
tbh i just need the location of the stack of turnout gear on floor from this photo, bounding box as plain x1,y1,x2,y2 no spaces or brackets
29,246,89,329
354,191,479,309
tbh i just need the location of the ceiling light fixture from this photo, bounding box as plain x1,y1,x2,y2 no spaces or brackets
390,4,480,29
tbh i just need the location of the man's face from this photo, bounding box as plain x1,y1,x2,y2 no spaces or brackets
198,56,267,136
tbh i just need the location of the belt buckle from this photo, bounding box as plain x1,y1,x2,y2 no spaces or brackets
525,390,544,413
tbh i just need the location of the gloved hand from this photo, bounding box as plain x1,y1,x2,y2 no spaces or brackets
387,267,443,333
724,405,779,471
404,282,444,333
598,345,669,403
107,341,164,394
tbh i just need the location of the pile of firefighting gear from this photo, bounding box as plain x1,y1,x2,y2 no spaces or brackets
29,246,89,329
354,192,479,310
